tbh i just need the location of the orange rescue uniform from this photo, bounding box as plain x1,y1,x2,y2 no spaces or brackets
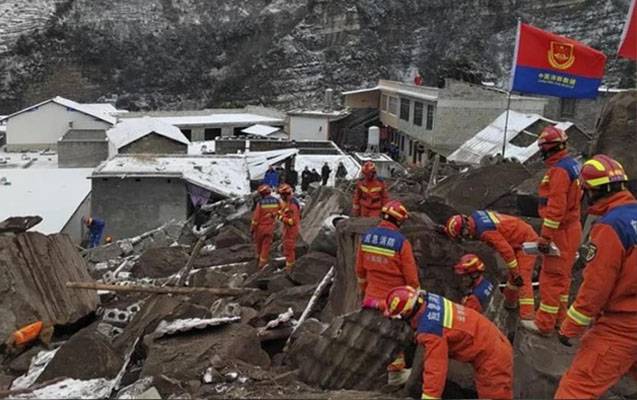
411,293,513,399
251,195,281,268
556,191,637,399
536,150,582,332
355,220,420,305
279,196,301,271
352,177,388,218
11,321,44,346
469,210,538,319
461,277,495,314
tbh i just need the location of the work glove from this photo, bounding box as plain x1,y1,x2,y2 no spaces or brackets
558,333,572,347
509,273,524,288
537,236,552,254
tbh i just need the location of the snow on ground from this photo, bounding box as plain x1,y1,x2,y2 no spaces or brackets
0,168,92,234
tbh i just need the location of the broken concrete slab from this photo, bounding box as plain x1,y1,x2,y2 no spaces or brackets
301,186,351,246
258,284,318,323
0,232,98,342
194,244,255,269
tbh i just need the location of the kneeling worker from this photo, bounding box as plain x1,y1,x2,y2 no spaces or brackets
386,286,513,399
453,254,495,314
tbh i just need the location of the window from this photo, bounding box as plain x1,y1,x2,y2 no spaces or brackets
204,128,221,140
414,102,423,126
381,95,388,111
560,98,576,118
408,139,413,156
400,134,405,151
400,98,410,121
181,129,192,141
426,105,434,130
234,127,246,136
388,97,399,116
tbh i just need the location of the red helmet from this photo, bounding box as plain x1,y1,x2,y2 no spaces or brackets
385,286,421,318
454,254,485,276
382,200,409,222
361,161,376,177
538,126,568,151
278,183,293,196
580,154,628,190
445,214,468,239
257,184,271,196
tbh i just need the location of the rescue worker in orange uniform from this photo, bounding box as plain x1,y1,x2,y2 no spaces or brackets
522,126,582,334
445,210,537,320
5,321,54,354
352,161,388,218
453,254,495,314
278,183,301,272
251,184,281,269
355,200,420,384
386,286,513,399
555,155,637,399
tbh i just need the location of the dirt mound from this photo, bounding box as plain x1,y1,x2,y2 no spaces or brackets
595,90,637,177
132,247,189,278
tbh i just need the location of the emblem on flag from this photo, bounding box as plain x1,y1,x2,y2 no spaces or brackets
548,42,575,70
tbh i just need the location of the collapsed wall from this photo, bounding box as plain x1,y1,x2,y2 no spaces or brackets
0,232,98,341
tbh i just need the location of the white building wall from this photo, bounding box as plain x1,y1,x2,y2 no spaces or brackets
289,116,329,141
6,102,112,151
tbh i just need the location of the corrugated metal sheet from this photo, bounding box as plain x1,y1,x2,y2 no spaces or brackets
448,110,572,165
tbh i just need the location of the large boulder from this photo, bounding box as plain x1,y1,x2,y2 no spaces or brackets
36,324,124,383
513,327,637,398
132,247,189,278
595,90,637,178
0,232,98,342
288,251,336,285
214,225,250,249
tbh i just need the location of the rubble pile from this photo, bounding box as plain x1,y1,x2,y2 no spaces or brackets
595,90,637,178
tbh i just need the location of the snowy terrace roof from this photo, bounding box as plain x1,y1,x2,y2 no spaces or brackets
0,168,92,234
152,113,284,127
92,155,251,197
241,124,282,137
107,117,190,149
447,110,573,165
0,96,117,125
287,109,351,120
82,103,127,115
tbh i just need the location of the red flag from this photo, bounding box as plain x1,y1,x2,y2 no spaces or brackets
511,22,606,98
618,0,637,60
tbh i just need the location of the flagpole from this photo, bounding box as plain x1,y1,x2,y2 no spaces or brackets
501,91,513,158
503,17,522,159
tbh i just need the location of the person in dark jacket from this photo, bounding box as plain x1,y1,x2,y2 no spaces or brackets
336,162,347,179
301,166,312,192
263,165,279,188
311,168,321,184
321,162,332,186
286,166,299,191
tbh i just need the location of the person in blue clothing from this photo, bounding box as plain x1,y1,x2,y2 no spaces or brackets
263,165,279,189
83,216,105,248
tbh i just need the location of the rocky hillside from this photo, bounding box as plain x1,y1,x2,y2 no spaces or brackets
0,0,634,113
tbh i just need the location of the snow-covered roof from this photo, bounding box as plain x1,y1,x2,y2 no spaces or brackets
343,81,439,102
0,96,117,125
82,103,127,115
241,124,282,137
288,110,351,120
353,152,394,162
107,117,190,149
295,155,360,186
152,114,284,127
0,168,92,234
92,155,251,197
447,110,573,165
